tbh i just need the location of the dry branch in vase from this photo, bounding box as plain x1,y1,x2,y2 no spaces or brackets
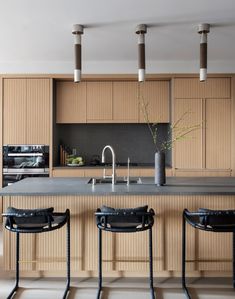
138,86,202,153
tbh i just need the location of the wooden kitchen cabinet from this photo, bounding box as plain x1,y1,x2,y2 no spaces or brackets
3,78,51,145
56,81,86,123
86,81,113,122
173,77,232,173
174,77,231,99
205,98,231,169
139,80,170,123
113,81,139,122
174,98,203,169
3,79,27,144
52,168,85,177
56,79,170,123
26,79,50,144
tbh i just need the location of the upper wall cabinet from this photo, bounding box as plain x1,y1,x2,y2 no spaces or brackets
139,81,170,123
56,81,86,123
113,81,139,122
56,79,170,124
174,78,231,99
87,81,113,122
3,78,51,145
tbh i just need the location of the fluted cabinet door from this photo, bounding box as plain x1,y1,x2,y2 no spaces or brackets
205,98,231,169
113,81,139,122
3,78,51,145
174,78,231,99
139,80,170,123
86,81,112,122
26,79,50,144
3,79,27,144
56,81,86,123
174,98,203,169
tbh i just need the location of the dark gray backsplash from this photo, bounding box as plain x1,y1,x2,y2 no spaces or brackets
54,124,172,166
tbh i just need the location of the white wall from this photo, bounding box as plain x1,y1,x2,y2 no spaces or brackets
0,60,235,74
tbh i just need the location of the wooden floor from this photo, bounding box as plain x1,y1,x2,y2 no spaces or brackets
0,230,235,299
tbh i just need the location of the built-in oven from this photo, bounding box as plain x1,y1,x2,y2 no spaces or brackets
3,145,49,187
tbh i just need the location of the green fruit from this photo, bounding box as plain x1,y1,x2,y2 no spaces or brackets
74,157,82,162
66,157,74,163
67,155,75,159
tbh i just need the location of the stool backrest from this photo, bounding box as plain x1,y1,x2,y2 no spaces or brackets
3,207,54,231
184,208,235,232
95,205,155,232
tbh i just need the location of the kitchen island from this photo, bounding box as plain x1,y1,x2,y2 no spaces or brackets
1,177,235,278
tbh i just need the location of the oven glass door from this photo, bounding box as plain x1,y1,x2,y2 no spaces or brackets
3,145,49,171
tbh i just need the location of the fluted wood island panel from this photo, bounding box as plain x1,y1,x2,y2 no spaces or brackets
2,180,235,277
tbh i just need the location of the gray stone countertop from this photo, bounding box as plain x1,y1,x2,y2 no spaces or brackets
1,177,235,196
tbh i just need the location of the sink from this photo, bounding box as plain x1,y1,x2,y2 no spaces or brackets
87,178,142,184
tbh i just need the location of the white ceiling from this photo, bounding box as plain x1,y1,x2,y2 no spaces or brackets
0,0,235,74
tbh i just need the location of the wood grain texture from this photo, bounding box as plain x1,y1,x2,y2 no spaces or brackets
56,81,86,123
113,81,139,122
174,98,203,169
3,79,27,144
52,168,173,178
205,98,231,169
174,78,231,99
175,169,231,177
26,79,50,144
0,77,2,218
52,168,85,177
3,194,235,277
231,77,235,176
139,80,170,123
3,78,51,145
86,81,112,122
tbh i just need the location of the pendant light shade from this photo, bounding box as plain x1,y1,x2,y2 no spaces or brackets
198,23,210,82
135,24,147,82
72,24,84,83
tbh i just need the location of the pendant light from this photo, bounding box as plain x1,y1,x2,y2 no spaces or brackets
198,23,210,82
135,24,147,82
72,24,84,83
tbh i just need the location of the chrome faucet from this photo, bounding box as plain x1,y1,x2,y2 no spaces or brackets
101,145,116,185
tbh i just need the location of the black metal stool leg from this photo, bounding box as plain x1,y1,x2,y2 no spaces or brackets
63,213,70,299
182,215,191,299
7,232,20,299
233,232,235,289
97,228,102,299
149,227,155,299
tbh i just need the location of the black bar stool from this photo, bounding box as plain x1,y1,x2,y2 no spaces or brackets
2,206,70,299
95,205,155,299
182,208,235,299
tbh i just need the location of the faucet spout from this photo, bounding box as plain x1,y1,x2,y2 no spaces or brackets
101,145,116,185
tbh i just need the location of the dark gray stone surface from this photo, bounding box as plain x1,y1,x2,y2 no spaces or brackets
54,123,172,166
1,177,235,196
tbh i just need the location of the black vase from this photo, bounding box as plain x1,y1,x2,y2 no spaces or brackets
154,151,166,186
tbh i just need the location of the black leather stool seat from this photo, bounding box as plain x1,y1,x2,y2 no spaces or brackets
182,208,235,299
4,207,68,233
96,205,154,232
2,206,70,299
184,208,235,232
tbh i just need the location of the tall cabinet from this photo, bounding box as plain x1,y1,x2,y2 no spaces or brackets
3,78,51,145
173,77,231,176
